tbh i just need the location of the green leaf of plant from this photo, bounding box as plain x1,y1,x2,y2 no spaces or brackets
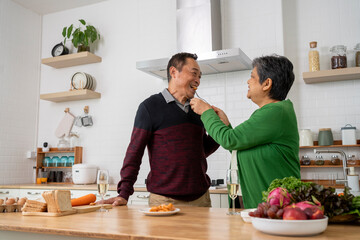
62,27,67,37
72,29,80,47
67,24,73,38
79,19,86,25
79,32,86,46
72,36,78,48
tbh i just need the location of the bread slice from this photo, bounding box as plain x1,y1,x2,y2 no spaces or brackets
42,191,58,213
54,190,72,212
21,205,47,212
21,199,47,212
41,190,73,213
25,199,47,208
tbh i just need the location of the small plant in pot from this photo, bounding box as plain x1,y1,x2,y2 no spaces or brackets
62,19,100,53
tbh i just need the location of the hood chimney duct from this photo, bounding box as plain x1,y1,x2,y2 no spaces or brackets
176,0,222,53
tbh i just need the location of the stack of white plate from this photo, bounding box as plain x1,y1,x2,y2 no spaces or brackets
71,72,96,90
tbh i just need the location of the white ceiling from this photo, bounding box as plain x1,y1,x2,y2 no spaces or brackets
12,0,108,15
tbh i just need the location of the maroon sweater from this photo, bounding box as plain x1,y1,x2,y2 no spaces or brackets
117,93,219,201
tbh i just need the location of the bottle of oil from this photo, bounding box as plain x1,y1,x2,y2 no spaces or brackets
309,41,320,71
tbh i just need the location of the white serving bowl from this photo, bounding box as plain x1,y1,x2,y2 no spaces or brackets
240,208,257,223
251,216,328,236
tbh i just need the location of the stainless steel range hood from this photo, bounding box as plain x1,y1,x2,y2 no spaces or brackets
136,0,252,80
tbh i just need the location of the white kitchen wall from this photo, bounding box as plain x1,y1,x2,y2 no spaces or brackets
0,0,41,184
2,0,359,186
282,0,360,179
37,0,284,185
38,0,174,185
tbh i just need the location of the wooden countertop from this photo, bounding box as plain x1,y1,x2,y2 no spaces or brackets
0,205,359,240
0,184,228,194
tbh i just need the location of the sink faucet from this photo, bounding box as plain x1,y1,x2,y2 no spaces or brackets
313,149,348,187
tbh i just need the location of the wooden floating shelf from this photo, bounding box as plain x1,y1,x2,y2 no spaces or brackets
303,67,360,84
43,167,72,169
300,140,360,149
301,165,360,168
40,89,101,102
41,52,102,68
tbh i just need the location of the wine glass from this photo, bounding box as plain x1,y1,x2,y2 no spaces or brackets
97,169,109,212
226,169,240,215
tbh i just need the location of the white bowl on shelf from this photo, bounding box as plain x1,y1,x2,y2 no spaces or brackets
251,216,328,236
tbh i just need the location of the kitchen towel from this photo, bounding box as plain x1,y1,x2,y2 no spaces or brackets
55,112,75,138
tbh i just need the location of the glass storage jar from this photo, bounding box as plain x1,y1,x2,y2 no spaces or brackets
347,154,356,165
330,45,347,69
330,155,340,165
315,155,325,165
51,156,59,167
308,41,320,71
57,137,70,151
300,155,311,165
354,43,360,67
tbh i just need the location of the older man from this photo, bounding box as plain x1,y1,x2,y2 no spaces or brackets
100,52,219,207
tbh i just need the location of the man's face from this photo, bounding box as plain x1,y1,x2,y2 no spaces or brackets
171,58,201,99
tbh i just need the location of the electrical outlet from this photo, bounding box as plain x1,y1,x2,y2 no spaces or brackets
26,151,36,159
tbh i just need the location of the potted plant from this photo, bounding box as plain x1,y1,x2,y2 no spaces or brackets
62,19,100,52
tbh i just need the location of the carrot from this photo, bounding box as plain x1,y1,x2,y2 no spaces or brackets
71,193,97,206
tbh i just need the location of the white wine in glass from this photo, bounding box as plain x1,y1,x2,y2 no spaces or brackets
97,169,109,212
226,169,240,215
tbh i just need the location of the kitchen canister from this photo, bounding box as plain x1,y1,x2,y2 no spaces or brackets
341,124,356,145
348,167,359,192
299,129,313,146
318,128,333,146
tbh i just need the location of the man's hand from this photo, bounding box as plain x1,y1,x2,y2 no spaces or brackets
190,98,211,115
96,196,128,206
212,106,230,126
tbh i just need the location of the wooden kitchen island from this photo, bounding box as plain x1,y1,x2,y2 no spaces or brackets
0,205,359,240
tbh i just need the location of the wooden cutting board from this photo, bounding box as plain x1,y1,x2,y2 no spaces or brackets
22,209,77,217
73,204,113,213
22,204,113,216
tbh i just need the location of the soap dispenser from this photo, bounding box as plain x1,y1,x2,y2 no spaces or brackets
348,167,359,192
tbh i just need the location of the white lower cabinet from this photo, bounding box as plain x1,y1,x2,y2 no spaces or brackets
220,194,229,208
128,191,150,205
19,189,48,199
127,192,228,208
0,189,19,199
210,194,221,208
1,187,229,208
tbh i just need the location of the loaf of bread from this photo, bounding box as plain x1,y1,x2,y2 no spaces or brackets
42,190,72,213
42,191,58,213
54,190,72,212
21,199,47,212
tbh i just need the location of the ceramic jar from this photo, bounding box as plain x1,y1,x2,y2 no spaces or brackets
318,128,333,146
341,124,356,145
300,129,313,146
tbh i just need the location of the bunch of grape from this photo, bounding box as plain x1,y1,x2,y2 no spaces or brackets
248,202,284,219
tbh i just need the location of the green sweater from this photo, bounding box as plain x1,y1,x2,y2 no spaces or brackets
201,100,300,208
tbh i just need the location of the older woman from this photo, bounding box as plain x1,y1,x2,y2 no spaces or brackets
190,55,300,208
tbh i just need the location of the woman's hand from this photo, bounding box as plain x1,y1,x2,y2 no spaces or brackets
212,106,230,126
190,98,211,115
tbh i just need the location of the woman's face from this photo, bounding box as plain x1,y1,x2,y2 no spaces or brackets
247,67,265,103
